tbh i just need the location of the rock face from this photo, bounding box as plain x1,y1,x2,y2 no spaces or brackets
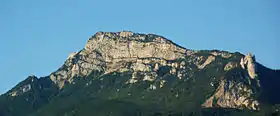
202,79,259,110
224,62,239,71
240,53,257,79
197,56,215,69
49,31,187,88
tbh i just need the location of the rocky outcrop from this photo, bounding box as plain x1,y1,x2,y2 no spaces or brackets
240,53,257,79
211,51,232,58
202,53,261,110
9,84,31,97
197,56,215,69
8,76,37,97
224,62,239,71
202,79,259,110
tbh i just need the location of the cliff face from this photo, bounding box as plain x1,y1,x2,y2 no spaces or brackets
240,53,258,79
49,31,187,88
1,31,279,116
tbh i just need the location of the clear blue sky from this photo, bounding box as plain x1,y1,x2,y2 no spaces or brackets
0,0,279,94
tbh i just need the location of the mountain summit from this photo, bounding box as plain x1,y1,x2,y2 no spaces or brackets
49,31,187,89
0,31,279,116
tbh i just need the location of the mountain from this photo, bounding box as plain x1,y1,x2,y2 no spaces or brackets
0,31,279,116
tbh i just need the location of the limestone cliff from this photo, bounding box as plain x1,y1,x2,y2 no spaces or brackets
49,31,187,88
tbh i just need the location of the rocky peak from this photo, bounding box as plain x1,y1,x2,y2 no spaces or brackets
50,31,188,88
85,31,186,59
